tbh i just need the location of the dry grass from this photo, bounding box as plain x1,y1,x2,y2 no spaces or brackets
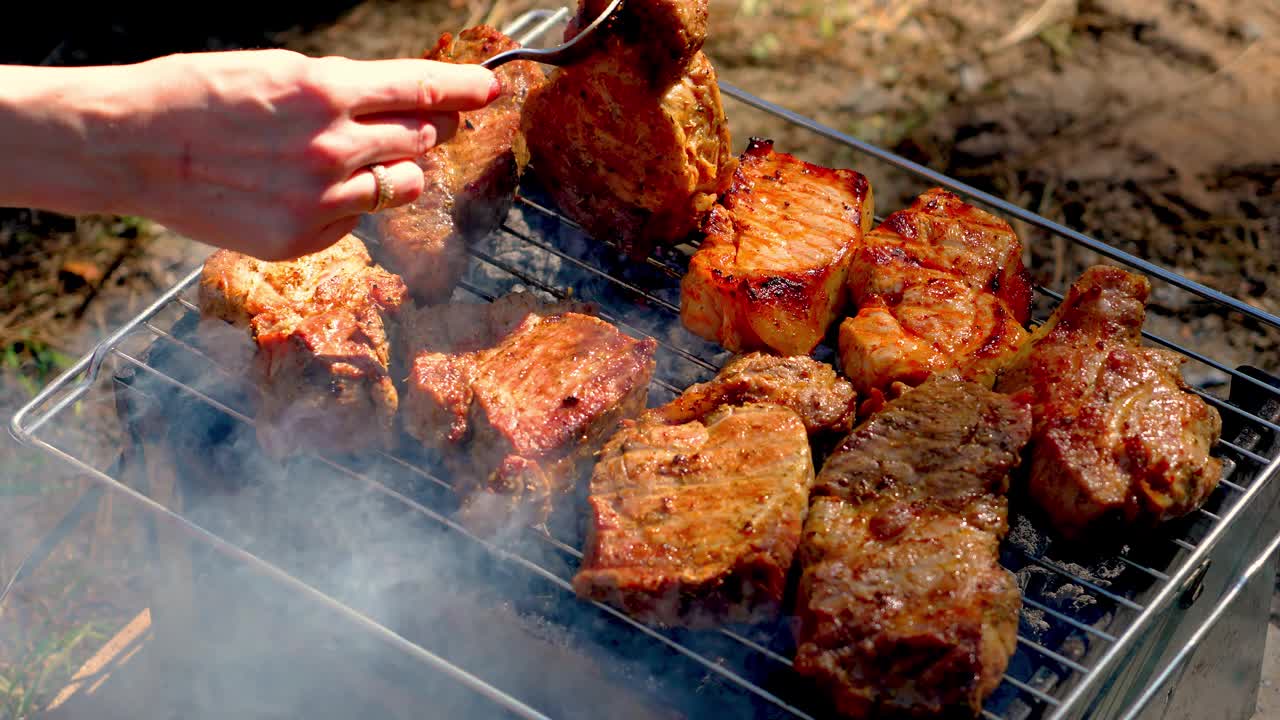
0,210,199,717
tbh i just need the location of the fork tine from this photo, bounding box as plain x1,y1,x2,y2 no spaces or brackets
482,0,624,70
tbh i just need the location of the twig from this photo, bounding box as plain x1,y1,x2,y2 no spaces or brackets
72,235,139,321
483,0,512,29
467,0,497,30
985,0,1078,53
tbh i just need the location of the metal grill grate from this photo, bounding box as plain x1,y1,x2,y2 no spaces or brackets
10,8,1280,720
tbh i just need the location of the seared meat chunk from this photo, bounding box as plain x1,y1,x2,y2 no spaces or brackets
199,234,377,326
573,353,851,626
796,375,1031,719
399,291,594,447
565,0,708,85
523,40,735,258
373,26,546,302
839,188,1032,398
197,235,408,458
574,403,814,627
250,307,397,459
402,296,657,532
642,352,857,438
995,265,1223,540
681,139,875,356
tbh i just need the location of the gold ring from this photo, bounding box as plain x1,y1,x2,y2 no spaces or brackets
369,163,394,213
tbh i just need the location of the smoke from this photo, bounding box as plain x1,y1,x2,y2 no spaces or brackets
0,183,807,720
101,290,775,720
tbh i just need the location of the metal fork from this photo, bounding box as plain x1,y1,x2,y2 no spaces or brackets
481,0,623,69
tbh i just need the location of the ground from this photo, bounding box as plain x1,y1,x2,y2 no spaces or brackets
1,0,1277,717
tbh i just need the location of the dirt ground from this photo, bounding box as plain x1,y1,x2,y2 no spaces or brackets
2,0,1277,716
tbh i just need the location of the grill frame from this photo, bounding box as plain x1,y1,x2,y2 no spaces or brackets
9,8,1280,720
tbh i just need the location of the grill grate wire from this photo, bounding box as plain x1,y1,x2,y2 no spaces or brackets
20,188,1273,717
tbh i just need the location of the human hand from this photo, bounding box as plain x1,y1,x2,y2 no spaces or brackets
98,49,499,260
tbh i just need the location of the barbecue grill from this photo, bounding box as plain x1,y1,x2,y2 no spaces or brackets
9,9,1280,720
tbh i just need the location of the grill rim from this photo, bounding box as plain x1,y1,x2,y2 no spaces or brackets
8,7,1280,720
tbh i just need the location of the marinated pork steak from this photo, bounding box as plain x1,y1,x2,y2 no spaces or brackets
681,138,875,356
399,291,594,446
839,188,1032,400
372,26,546,303
572,353,852,626
795,375,1031,719
995,265,1223,540
198,234,379,326
401,297,657,533
522,39,735,258
642,352,857,438
197,235,408,458
574,403,814,628
565,0,708,86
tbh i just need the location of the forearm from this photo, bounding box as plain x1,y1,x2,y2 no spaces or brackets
0,49,498,259
0,64,145,216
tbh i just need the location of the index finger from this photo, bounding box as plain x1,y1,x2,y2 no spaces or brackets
337,58,500,116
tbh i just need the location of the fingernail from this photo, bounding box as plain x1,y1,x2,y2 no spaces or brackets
487,76,502,102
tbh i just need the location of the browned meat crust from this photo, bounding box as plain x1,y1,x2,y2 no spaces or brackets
681,138,875,356
572,352,856,627
197,235,408,458
995,265,1223,540
574,403,813,627
641,352,857,438
565,0,708,86
839,188,1033,399
522,40,735,258
198,234,376,326
795,375,1031,718
401,294,657,532
372,26,546,302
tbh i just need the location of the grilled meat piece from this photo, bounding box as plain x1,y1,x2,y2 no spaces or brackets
796,375,1031,719
574,403,814,627
522,41,735,258
995,266,1223,540
642,352,857,438
565,0,708,85
573,352,851,626
372,26,546,303
681,139,875,357
197,235,408,458
402,296,657,532
839,188,1032,398
198,234,377,326
400,291,594,447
